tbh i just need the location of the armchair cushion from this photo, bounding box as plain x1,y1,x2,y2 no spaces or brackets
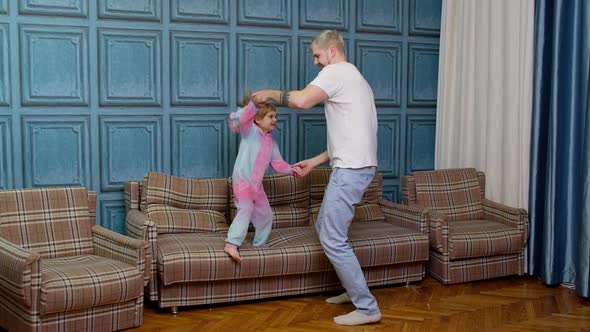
413,168,484,221
146,204,228,234
40,255,143,314
447,220,525,260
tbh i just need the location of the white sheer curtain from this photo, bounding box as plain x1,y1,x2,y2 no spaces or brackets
435,0,535,208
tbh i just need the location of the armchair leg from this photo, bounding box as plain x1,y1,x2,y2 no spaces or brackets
171,306,179,315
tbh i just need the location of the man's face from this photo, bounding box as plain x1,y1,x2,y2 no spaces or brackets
311,43,331,70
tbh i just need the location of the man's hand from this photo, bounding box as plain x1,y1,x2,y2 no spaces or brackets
293,151,330,177
293,159,314,177
251,90,279,107
291,166,303,177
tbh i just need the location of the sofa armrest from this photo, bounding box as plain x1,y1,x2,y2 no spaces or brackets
124,181,142,213
0,238,41,308
125,210,155,241
483,198,529,244
92,226,151,286
426,209,450,253
125,209,159,300
378,199,428,234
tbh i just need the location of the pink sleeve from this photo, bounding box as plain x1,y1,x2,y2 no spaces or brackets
270,142,292,174
229,101,259,135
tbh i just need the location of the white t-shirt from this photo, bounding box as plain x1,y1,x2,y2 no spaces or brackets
309,61,378,169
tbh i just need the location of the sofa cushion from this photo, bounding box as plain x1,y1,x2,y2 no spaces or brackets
271,206,310,228
156,221,429,285
310,202,385,225
447,220,525,260
413,168,484,221
142,172,227,213
309,168,384,225
228,174,310,228
310,168,383,206
40,255,143,314
146,204,228,234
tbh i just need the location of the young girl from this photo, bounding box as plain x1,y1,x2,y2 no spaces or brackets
225,96,299,262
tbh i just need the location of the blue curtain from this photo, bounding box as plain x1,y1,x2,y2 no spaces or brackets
529,0,590,297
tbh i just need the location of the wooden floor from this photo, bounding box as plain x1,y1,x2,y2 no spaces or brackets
131,275,590,332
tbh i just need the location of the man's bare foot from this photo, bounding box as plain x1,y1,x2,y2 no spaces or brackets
224,243,241,262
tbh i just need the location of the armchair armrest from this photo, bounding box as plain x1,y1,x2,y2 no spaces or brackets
482,199,529,244
378,199,428,234
0,238,41,308
92,226,151,286
426,209,450,253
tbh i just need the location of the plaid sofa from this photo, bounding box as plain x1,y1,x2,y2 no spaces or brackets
0,187,150,332
401,168,529,284
125,170,430,312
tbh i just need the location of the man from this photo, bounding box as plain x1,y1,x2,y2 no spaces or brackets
251,30,380,326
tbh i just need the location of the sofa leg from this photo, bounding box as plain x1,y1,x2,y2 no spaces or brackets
170,306,179,315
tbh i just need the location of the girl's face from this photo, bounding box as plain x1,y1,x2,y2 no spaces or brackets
256,111,277,134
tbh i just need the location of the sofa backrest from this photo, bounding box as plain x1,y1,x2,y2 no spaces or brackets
142,172,229,234
309,168,385,224
228,173,310,229
0,187,95,258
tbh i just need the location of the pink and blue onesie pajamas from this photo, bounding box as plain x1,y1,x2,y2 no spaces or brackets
227,101,292,247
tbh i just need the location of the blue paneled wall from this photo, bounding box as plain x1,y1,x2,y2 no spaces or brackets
0,0,441,234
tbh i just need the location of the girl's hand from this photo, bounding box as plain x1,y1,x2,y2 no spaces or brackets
292,166,303,177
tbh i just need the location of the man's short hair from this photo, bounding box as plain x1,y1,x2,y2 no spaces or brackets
312,30,345,53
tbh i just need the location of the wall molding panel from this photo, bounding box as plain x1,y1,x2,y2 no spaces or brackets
238,0,291,28
0,0,440,232
98,0,162,22
238,34,291,102
299,0,349,31
171,0,229,24
408,42,439,106
22,116,90,188
99,198,127,235
19,0,88,18
99,29,161,106
297,112,327,162
171,31,229,106
0,116,12,189
356,40,402,107
356,0,402,34
377,114,401,178
406,114,436,174
171,114,229,179
410,0,442,36
99,116,162,192
20,25,89,106
0,24,9,106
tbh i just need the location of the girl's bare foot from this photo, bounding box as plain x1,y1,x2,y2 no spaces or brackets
224,243,241,262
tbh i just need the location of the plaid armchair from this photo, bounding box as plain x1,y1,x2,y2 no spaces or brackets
0,187,150,332
401,168,529,284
